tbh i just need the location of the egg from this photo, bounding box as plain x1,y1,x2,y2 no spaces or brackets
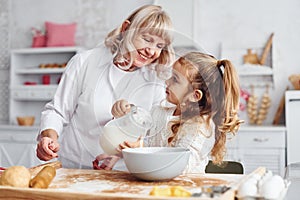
247,177,258,184
260,175,285,199
258,170,273,189
237,178,258,197
251,174,262,181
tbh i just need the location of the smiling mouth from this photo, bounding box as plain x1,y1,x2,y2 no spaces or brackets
137,51,151,61
165,89,170,95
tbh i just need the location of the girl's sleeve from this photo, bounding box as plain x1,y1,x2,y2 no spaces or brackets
175,123,215,173
39,53,85,137
143,106,166,147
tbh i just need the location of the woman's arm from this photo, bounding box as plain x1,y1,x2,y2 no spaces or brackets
39,53,85,137
36,52,86,161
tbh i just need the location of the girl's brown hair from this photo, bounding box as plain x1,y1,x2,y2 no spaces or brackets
171,52,243,164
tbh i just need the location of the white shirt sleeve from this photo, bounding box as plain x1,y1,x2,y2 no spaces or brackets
39,52,86,137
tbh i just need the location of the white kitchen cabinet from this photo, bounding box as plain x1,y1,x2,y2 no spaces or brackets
10,47,82,125
226,125,286,176
0,125,46,168
285,90,300,165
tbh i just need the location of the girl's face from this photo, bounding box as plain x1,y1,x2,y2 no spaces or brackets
165,61,191,105
130,33,166,67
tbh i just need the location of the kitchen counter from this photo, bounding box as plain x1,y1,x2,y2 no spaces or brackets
0,167,245,200
0,124,39,129
1,164,293,200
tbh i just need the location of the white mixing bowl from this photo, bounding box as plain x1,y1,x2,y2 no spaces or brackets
122,147,190,181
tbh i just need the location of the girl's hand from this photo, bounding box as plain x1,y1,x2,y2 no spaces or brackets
111,99,131,118
92,154,121,170
117,136,143,152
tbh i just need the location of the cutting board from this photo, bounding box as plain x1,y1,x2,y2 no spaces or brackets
0,166,248,200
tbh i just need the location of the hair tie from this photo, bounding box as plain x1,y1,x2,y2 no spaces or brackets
217,60,223,67
217,60,224,77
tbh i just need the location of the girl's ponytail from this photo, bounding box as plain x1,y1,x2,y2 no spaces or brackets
218,59,243,133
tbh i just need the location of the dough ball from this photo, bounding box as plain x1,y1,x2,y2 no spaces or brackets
0,166,31,188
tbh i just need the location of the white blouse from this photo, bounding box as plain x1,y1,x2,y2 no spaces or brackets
145,105,216,173
39,44,166,169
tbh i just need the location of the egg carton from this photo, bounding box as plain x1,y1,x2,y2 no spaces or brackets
236,170,290,200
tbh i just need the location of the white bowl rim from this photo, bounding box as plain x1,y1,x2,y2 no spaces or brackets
122,147,190,154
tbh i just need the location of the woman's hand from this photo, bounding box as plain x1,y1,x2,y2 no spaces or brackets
92,154,121,170
36,129,60,161
111,99,132,118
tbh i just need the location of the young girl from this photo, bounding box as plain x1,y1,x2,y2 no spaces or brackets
116,52,243,173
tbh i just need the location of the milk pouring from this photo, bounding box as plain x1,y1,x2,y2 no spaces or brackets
99,106,153,155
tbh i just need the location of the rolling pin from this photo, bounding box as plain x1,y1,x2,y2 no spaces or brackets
29,166,56,189
29,161,61,177
259,33,274,65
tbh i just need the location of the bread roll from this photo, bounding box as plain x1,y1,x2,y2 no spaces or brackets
0,166,31,188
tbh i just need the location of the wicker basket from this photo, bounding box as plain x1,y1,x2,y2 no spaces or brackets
17,116,35,126
289,74,300,90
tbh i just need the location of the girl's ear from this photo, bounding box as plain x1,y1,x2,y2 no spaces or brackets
188,89,203,102
121,20,131,33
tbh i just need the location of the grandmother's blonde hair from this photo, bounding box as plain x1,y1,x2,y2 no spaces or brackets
105,5,174,78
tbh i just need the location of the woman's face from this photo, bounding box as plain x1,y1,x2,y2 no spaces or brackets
130,33,166,67
165,61,190,105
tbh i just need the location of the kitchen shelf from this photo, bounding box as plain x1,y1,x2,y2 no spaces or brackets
9,47,82,125
11,46,82,54
10,85,58,101
237,64,273,76
15,68,65,74
221,42,275,88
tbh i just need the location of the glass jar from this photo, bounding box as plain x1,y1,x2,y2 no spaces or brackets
99,106,152,155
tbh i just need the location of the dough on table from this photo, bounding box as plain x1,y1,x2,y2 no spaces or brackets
0,166,31,188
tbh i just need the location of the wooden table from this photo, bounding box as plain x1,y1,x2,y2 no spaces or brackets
0,167,247,200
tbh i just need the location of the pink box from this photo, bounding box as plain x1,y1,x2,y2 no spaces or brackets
32,35,46,48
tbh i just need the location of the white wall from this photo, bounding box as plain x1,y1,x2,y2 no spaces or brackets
1,0,299,125
194,0,300,124
9,0,154,48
